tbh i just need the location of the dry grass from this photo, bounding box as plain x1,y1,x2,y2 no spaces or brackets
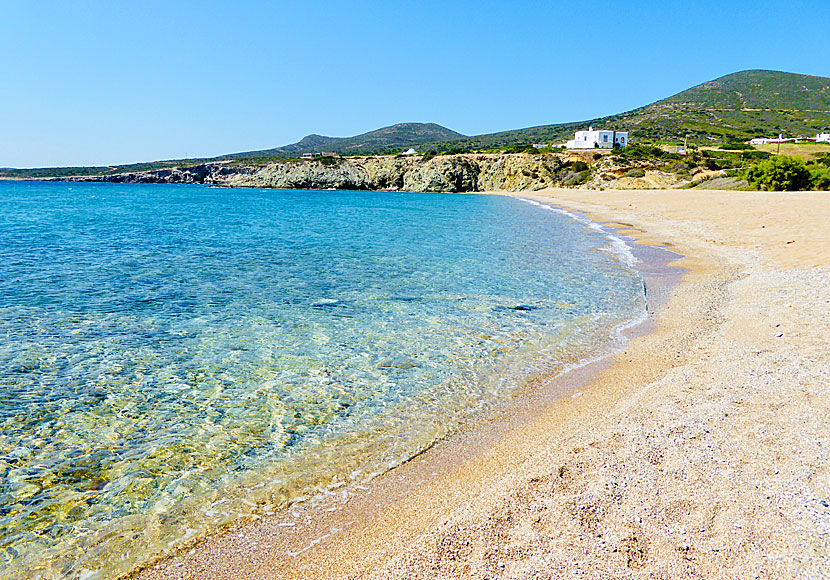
754,142,830,160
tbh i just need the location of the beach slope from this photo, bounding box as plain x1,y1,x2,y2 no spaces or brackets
140,189,829,580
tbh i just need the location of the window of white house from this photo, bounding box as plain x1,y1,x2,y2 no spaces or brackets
603,135,609,142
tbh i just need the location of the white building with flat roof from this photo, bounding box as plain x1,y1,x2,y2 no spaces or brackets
817,133,830,143
566,127,628,149
749,135,791,145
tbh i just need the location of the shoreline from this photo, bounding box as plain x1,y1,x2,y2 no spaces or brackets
139,188,829,579
133,193,682,579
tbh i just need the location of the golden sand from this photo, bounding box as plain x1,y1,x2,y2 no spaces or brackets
138,189,830,579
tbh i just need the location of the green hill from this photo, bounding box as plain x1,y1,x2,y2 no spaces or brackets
445,70,830,149
221,122,466,159
661,69,830,110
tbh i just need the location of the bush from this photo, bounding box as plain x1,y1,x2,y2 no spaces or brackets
741,150,771,160
809,165,830,190
720,142,754,150
565,170,591,186
501,144,539,155
744,156,812,191
569,161,589,172
422,150,437,162
317,156,340,166
625,168,646,178
593,153,603,160
619,144,666,159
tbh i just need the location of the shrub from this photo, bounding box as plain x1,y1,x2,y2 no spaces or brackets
317,156,340,166
744,155,812,191
620,144,666,159
593,153,603,160
422,150,437,162
809,165,830,190
665,163,688,173
625,168,646,178
741,150,771,160
566,170,591,186
501,144,539,155
569,161,589,172
720,142,754,150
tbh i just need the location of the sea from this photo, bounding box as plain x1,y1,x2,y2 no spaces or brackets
0,182,646,579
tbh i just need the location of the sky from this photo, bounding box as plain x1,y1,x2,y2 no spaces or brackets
2,0,829,167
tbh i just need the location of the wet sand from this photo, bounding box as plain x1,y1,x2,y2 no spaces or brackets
138,189,830,579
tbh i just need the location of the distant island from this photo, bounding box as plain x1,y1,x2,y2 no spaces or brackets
2,70,829,191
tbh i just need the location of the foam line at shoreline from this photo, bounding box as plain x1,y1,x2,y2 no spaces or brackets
518,197,640,268
516,196,656,387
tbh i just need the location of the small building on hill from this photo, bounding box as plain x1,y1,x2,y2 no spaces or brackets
566,127,628,149
748,134,795,145
816,133,830,143
402,148,418,156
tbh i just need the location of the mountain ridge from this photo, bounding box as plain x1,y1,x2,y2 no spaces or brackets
219,122,466,160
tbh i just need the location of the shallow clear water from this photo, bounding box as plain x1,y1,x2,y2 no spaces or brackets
0,182,645,579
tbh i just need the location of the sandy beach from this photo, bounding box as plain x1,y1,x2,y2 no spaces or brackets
138,189,829,580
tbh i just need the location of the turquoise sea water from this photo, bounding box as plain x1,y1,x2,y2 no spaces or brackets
0,182,645,579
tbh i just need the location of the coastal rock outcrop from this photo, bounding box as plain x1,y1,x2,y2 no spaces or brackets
72,152,696,192
77,154,575,192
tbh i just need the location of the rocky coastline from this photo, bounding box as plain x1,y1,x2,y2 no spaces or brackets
65,152,693,192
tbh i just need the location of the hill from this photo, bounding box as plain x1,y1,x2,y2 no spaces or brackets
220,123,466,160
660,69,830,110
446,70,830,149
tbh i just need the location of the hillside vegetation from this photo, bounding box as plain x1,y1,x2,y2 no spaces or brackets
444,70,830,150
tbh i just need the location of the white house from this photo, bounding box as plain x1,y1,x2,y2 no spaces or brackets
566,127,628,149
402,148,418,156
749,134,793,145
817,133,830,143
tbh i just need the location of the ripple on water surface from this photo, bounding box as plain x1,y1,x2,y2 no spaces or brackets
0,183,645,579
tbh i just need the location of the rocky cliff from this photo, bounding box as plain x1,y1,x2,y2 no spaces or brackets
72,152,694,192
74,154,596,192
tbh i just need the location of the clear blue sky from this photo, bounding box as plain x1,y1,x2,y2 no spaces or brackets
2,0,828,167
